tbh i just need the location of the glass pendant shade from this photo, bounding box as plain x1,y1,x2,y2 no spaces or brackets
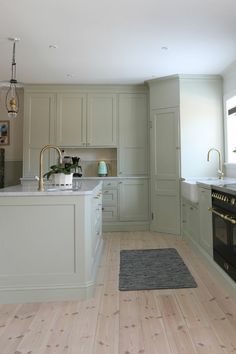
5,39,19,119
6,81,19,118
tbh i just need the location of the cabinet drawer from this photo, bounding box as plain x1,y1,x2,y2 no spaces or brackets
102,180,118,189
102,189,117,206
102,206,118,221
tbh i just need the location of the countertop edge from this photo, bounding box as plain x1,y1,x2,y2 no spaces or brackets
0,181,103,197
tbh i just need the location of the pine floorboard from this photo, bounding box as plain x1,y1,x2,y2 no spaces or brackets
0,231,236,353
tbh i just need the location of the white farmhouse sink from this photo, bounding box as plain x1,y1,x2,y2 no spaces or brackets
181,177,236,203
181,178,222,203
181,180,199,203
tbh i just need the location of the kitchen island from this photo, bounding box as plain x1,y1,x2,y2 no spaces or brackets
0,180,103,304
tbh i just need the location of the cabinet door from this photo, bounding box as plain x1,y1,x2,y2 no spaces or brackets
119,179,149,221
198,187,213,256
23,92,56,177
91,189,102,259
56,93,86,147
182,199,199,243
87,93,117,147
150,107,180,234
181,201,187,235
118,94,148,175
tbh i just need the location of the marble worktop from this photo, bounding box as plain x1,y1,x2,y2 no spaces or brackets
195,177,236,189
0,180,102,196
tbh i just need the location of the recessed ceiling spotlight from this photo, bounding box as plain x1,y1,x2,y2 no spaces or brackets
49,44,58,49
161,46,168,51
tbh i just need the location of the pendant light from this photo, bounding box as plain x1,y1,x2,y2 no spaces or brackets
5,38,20,119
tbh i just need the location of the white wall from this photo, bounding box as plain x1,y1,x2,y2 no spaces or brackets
180,77,223,178
222,60,236,177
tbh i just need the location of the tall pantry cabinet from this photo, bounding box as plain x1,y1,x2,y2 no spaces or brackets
148,75,223,235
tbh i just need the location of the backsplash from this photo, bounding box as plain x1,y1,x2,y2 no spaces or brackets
224,163,236,178
60,147,117,177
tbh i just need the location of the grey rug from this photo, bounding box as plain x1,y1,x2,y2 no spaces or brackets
119,248,197,291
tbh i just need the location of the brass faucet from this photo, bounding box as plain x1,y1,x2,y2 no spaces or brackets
207,148,224,179
38,144,63,191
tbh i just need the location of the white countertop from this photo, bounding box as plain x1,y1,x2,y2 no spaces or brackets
181,177,236,203
0,180,102,196
76,176,149,179
21,176,149,182
194,177,236,189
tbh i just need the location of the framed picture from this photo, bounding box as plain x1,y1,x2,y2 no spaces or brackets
0,121,10,145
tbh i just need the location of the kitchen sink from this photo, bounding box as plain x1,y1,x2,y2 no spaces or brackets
181,180,199,203
181,177,236,203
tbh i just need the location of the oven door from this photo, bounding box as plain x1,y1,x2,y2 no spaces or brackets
211,207,236,267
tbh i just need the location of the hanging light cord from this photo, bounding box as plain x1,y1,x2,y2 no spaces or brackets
11,41,17,83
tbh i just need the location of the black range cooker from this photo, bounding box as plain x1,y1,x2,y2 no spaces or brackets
210,183,236,282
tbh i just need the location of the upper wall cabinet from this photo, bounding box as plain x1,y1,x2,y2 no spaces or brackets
56,92,117,147
23,85,148,177
87,93,117,147
23,92,56,177
56,93,87,147
118,93,148,176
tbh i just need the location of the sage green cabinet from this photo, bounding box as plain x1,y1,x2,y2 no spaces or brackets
101,178,149,230
23,86,148,178
23,92,56,177
57,92,117,147
119,179,149,221
150,107,181,234
56,93,87,147
92,186,103,262
102,180,118,222
148,75,223,235
87,93,117,147
198,187,213,256
118,94,148,176
182,199,199,244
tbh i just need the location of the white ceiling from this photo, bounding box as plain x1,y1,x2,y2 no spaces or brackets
1,0,236,85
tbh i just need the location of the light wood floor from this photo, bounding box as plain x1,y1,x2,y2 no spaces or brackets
1,231,236,354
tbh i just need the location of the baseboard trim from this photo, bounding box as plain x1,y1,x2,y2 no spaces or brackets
103,222,150,232
0,282,96,304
